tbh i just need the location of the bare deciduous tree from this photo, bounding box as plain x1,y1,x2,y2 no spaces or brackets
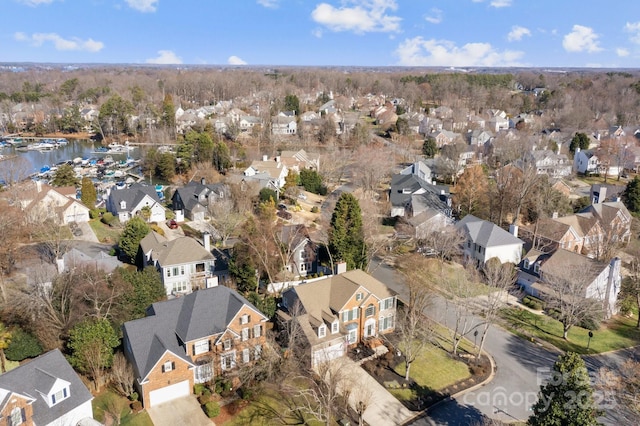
110,352,135,397
208,197,244,247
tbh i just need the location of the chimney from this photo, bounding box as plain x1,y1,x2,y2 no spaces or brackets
275,156,281,163
206,276,219,288
262,154,268,161
36,180,42,193
508,224,518,238
334,261,347,275
552,211,558,219
56,257,65,274
201,177,206,185
203,231,211,252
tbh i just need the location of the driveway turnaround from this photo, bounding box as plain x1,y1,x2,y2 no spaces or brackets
147,396,212,426
328,357,415,426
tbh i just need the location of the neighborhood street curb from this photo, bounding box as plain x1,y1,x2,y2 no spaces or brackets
400,348,497,426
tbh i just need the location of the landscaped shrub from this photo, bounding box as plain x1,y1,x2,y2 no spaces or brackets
204,401,220,418
311,206,319,213
130,392,138,401
194,384,205,396
5,327,43,361
131,401,142,412
89,209,101,219
101,212,115,225
578,316,601,331
198,394,212,405
522,295,545,311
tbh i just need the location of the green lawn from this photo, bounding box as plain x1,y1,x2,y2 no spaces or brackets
499,307,640,354
88,219,121,244
92,390,153,426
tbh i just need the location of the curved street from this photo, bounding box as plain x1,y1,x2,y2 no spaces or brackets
370,258,635,426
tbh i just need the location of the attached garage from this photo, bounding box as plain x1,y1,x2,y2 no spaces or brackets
148,380,190,407
313,341,345,367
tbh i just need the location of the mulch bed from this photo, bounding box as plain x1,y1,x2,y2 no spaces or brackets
361,346,492,411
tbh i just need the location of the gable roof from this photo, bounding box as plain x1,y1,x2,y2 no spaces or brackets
0,349,93,426
580,201,631,226
123,286,267,379
389,173,450,212
108,184,162,213
456,215,523,247
172,180,227,213
143,232,215,267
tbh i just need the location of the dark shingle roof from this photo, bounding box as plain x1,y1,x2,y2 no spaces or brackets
389,173,449,213
0,349,93,426
123,286,266,380
172,181,226,213
108,184,162,214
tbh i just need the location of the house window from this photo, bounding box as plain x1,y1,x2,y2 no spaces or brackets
10,407,25,426
342,308,359,322
300,263,306,272
318,325,326,338
166,268,171,277
193,339,210,355
356,292,363,301
240,314,250,325
331,321,339,334
162,361,174,373
347,327,358,345
221,352,236,371
242,328,249,341
380,297,395,311
534,263,540,274
51,387,69,405
180,265,185,275
223,339,232,351
173,267,179,276
253,324,262,338
173,281,187,293
379,315,395,331
254,345,262,359
242,348,250,363
523,259,530,269
365,304,375,318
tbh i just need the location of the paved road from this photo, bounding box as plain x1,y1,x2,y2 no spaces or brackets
370,259,633,426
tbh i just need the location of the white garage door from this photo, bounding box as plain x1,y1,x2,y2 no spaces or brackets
313,342,345,367
149,380,190,407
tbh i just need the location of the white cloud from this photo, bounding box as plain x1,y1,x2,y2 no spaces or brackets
395,37,523,67
14,32,104,52
311,0,401,34
490,0,512,7
146,50,182,64
507,25,531,42
425,8,443,24
16,0,55,6
624,22,640,44
228,56,247,65
257,0,279,8
562,25,602,53
616,48,630,57
125,0,158,13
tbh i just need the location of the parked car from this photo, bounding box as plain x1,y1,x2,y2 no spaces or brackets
298,193,308,200
167,219,178,229
278,203,288,211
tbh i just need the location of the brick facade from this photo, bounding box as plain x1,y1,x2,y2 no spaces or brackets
0,396,33,426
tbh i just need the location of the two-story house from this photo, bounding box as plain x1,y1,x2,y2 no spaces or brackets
14,181,90,225
171,178,228,222
389,172,451,218
243,155,289,189
279,269,397,367
271,116,297,135
106,183,166,223
122,285,268,408
456,215,524,265
0,349,96,426
281,225,317,279
140,231,217,296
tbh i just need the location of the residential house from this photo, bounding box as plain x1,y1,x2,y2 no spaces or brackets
281,225,317,278
573,147,622,176
429,129,462,148
389,172,451,218
523,149,572,177
399,161,433,184
279,269,397,367
467,129,493,147
419,116,443,135
520,217,583,254
15,181,90,225
238,115,261,132
0,349,96,426
580,200,632,244
300,111,319,122
140,231,217,295
456,215,524,265
280,149,321,172
271,116,297,135
243,155,289,189
123,285,268,408
171,178,228,222
106,183,166,223
517,249,621,319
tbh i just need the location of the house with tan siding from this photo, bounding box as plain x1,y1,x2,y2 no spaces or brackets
122,285,268,408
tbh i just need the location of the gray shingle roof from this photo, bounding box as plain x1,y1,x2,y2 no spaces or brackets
108,183,162,214
389,173,450,212
123,286,267,380
172,181,227,214
0,349,93,426
456,214,523,248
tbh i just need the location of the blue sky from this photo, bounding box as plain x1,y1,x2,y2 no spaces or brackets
2,0,640,68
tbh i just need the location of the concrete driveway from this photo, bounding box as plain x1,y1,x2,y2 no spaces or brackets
147,396,212,426
326,357,414,426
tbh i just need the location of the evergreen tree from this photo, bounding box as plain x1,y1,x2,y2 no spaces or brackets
80,177,97,208
569,132,590,156
422,137,438,158
68,319,119,389
284,94,300,115
161,94,176,131
118,217,150,263
329,193,367,270
300,169,325,194
117,267,166,320
624,176,640,215
528,352,601,426
5,327,42,362
51,164,80,187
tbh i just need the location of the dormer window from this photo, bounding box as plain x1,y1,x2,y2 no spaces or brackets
318,324,326,338
51,387,69,405
523,259,530,269
331,321,339,334
120,200,126,209
534,263,540,274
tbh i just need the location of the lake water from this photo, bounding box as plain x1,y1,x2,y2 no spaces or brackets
2,139,142,175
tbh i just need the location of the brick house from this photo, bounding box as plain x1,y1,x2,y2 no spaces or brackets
278,269,397,367
122,285,269,408
0,349,96,426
